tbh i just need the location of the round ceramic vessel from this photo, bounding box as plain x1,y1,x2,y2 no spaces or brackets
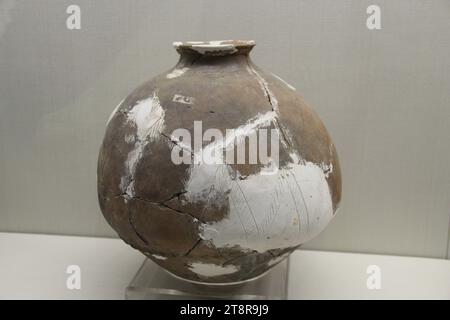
98,40,342,284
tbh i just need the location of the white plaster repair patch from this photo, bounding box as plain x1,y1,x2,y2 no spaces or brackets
197,160,334,253
167,67,189,79
271,73,296,91
120,92,165,199
107,99,124,124
183,111,277,201
188,262,239,277
246,65,279,112
180,111,334,253
127,93,165,142
125,133,135,144
318,162,333,178
152,254,167,261
173,94,195,105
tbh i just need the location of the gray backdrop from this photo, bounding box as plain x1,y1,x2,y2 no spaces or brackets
1,0,449,259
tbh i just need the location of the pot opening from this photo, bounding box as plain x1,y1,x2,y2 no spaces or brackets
173,40,255,56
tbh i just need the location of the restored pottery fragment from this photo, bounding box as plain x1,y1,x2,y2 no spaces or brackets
97,40,342,284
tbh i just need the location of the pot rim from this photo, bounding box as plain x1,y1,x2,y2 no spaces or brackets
173,40,255,56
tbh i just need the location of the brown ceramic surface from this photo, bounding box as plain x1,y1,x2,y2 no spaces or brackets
98,40,341,283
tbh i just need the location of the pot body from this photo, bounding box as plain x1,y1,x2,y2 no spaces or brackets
98,41,341,284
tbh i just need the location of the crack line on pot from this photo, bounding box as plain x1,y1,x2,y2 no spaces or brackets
228,187,250,244
161,133,195,156
184,238,202,256
246,61,295,150
133,196,206,224
245,61,279,112
221,252,252,267
233,179,261,237
128,209,149,245
115,194,205,224
274,118,293,148
267,250,276,257
292,173,311,232
161,190,188,203
286,180,302,234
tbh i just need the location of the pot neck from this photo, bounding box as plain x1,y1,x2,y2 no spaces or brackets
173,40,255,67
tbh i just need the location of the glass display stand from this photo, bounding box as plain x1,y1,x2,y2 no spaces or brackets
125,258,289,300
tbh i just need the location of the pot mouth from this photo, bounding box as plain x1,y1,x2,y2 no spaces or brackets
173,40,255,56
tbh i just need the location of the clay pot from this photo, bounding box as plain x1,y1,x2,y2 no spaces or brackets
98,40,341,284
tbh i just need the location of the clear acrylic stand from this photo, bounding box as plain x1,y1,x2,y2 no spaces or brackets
125,258,289,300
